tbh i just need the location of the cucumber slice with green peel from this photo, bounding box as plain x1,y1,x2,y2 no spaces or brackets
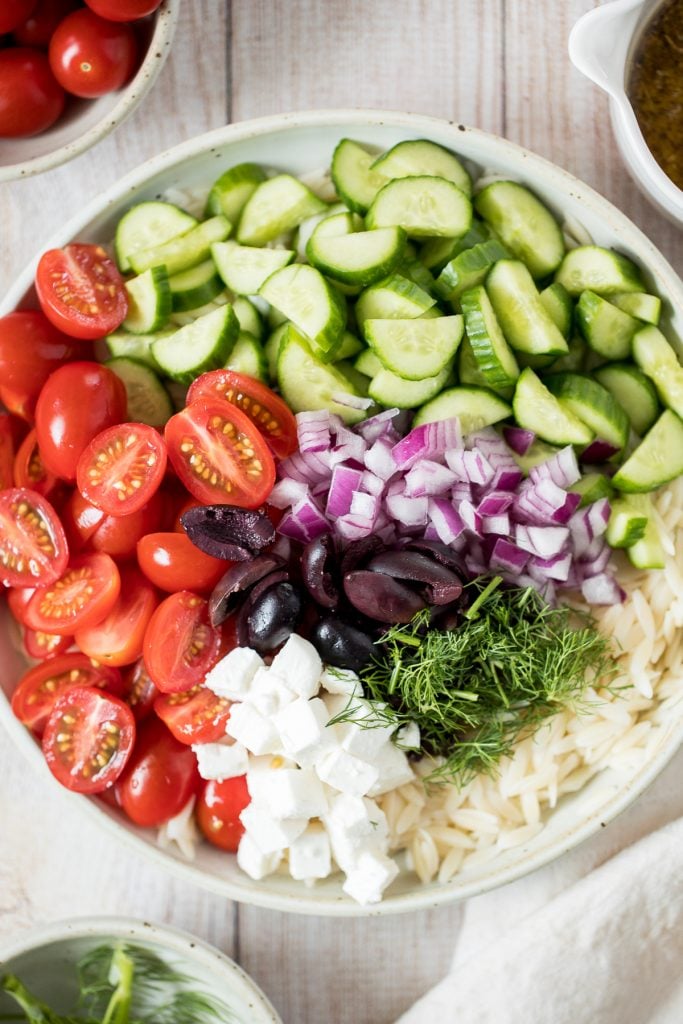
460,285,519,394
612,410,683,492
545,334,586,374
152,304,239,384
606,496,649,548
399,258,436,292
611,292,661,325
371,139,472,197
369,365,451,409
170,295,230,328
211,240,294,295
265,322,289,382
419,220,491,272
628,515,665,569
330,139,387,214
277,326,367,424
115,201,197,274
310,211,363,240
259,263,346,360
512,368,594,446
364,315,464,381
554,246,645,297
486,260,569,357
169,260,223,313
105,328,171,368
232,296,263,339
105,357,173,429
355,274,436,329
575,290,638,360
413,385,511,432
225,331,268,381
130,216,231,277
516,350,560,372
335,360,371,397
366,176,472,239
434,239,509,304
544,373,629,449
122,266,171,334
631,325,683,419
332,331,365,362
474,181,565,278
306,227,407,287
594,362,660,437
457,336,491,392
569,472,615,507
204,162,267,222
237,174,327,246
512,438,562,474
354,348,383,378
539,282,573,338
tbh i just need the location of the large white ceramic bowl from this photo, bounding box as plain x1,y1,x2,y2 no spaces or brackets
1,110,682,917
0,917,281,1023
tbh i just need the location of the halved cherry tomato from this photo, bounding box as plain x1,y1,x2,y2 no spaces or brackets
90,491,162,559
11,652,122,734
154,685,232,745
0,414,17,489
116,716,200,827
77,422,166,516
0,312,79,418
6,585,36,625
164,399,275,509
143,590,220,694
0,0,37,33
23,625,72,660
84,0,162,20
61,489,105,551
0,384,35,424
137,532,226,593
187,370,298,460
25,551,120,635
13,428,59,498
196,776,250,852
35,245,128,340
0,488,69,588
49,9,137,98
13,0,79,46
74,565,157,667
0,47,65,137
42,685,135,793
35,362,127,481
122,658,159,722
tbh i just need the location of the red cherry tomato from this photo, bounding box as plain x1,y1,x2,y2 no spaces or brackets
11,651,122,734
187,370,299,461
74,565,157,667
122,657,159,722
6,585,36,626
36,245,128,340
49,9,137,99
0,0,37,33
13,428,59,498
0,385,35,424
61,489,105,551
0,312,79,418
35,362,127,481
0,47,65,137
116,716,200,827
84,0,162,20
77,422,166,516
137,532,226,593
13,0,79,46
25,551,120,635
90,491,162,559
196,776,250,852
0,488,69,588
23,625,72,660
0,414,17,490
42,685,135,793
170,496,201,533
143,590,221,694
154,685,232,746
165,400,276,509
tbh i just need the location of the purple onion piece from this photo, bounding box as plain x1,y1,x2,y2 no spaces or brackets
580,439,620,464
503,426,535,456
181,505,276,560
343,570,426,623
208,555,285,627
301,535,340,609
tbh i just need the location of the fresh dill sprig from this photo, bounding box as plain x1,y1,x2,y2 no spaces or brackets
332,578,619,785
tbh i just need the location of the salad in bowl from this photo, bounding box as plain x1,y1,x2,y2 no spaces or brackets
1,111,682,915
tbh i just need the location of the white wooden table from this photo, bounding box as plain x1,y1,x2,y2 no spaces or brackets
0,3,681,1022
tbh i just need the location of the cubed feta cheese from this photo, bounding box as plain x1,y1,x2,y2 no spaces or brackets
274,696,334,764
324,794,389,872
248,667,296,716
288,824,332,881
246,754,296,802
366,742,415,797
396,721,421,750
236,833,282,881
192,740,249,781
342,851,399,905
225,702,280,756
248,767,328,819
339,700,396,760
315,747,379,797
322,692,352,722
204,647,264,700
319,667,363,697
157,795,197,860
240,804,308,854
270,634,322,699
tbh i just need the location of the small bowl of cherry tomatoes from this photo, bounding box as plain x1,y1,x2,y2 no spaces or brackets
0,0,180,182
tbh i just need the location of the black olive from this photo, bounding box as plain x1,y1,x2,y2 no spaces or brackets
208,555,284,627
311,617,376,673
247,582,303,653
301,534,339,609
181,505,276,560
367,550,463,606
343,569,425,623
339,535,384,575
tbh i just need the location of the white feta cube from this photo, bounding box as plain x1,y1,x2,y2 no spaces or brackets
157,795,197,860
248,767,328,819
274,697,334,764
366,742,415,797
288,824,332,881
192,740,249,781
339,700,396,760
396,721,421,750
315,747,379,797
320,667,363,697
225,702,280,756
322,692,352,722
248,667,296,716
246,754,296,802
204,647,264,700
342,851,399,905
270,634,322,699
236,833,282,881
324,794,389,872
240,803,308,854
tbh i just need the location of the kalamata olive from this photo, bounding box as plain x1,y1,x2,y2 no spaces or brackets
208,554,284,627
311,617,376,673
301,535,339,609
182,505,276,560
404,539,466,573
340,535,383,575
367,550,463,606
247,582,303,653
343,570,425,623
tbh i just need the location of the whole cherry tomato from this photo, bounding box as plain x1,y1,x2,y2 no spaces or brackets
0,312,79,418
116,717,200,827
196,776,251,852
0,48,64,138
49,9,137,99
13,0,79,47
84,0,162,20
0,0,37,35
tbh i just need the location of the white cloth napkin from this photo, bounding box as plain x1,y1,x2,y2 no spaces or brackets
397,746,683,1024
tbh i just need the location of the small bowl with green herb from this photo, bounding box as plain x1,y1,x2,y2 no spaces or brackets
0,917,281,1024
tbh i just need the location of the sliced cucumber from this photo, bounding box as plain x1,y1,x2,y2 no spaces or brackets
211,240,295,296
545,334,587,374
460,285,519,394
369,365,450,409
631,325,683,419
307,227,406,287
554,246,645,297
105,328,171,368
259,263,346,360
486,259,569,357
355,274,436,329
474,180,565,278
225,331,268,381
544,373,629,449
335,360,371,397
612,410,683,492
277,326,366,424
594,362,660,437
310,210,363,240
237,174,327,246
512,439,561,475
105,357,173,429
332,331,365,362
611,292,661,325
152,304,239,384
539,282,573,339
169,259,223,313
205,162,267,222
366,175,472,239
354,348,383,378
364,315,463,381
457,336,490,391
115,201,197,274
575,290,638,360
122,266,171,334
265,322,289,382
400,258,436,292
330,138,386,214
130,216,231,277
628,515,665,569
413,385,511,432
606,496,649,548
232,296,263,339
569,472,614,506
512,367,593,446
419,219,490,272
434,239,509,305
371,139,471,196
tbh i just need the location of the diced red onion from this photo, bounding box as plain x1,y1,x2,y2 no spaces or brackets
528,551,572,583
330,391,374,411
326,465,364,518
490,464,523,491
357,408,401,443
516,524,570,559
392,419,462,471
577,534,609,564
581,573,624,605
581,440,620,464
360,470,385,497
445,448,494,486
386,477,406,498
459,499,482,534
296,410,332,453
579,542,611,577
428,498,465,544
385,493,429,527
481,513,510,535
333,426,367,466
364,438,396,481
451,481,472,503
335,514,375,541
586,498,611,538
404,460,457,497
503,426,535,456
278,495,330,543
568,509,593,557
350,490,380,520
530,446,581,489
490,538,529,573
514,479,581,525
477,491,515,516
268,478,310,508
